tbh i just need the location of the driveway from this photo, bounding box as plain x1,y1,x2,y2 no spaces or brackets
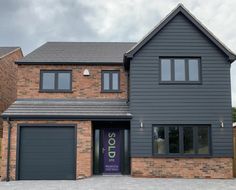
0,176,236,190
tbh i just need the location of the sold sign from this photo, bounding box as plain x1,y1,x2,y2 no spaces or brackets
103,128,120,173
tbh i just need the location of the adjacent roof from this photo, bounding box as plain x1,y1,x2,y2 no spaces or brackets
17,42,136,64
2,99,132,120
125,4,236,64
0,47,20,59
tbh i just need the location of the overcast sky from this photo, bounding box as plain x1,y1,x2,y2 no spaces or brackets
0,0,236,106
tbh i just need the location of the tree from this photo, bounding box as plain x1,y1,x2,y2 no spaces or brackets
233,107,236,123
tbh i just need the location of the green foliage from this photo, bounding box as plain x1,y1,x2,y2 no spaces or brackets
233,107,236,123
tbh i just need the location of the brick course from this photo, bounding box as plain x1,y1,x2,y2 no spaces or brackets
1,120,92,180
131,157,233,179
17,65,127,99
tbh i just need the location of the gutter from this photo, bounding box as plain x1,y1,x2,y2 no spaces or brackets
6,117,12,181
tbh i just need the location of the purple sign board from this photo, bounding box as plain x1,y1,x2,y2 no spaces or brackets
103,128,120,173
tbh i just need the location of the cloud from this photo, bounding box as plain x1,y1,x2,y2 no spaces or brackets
0,0,236,106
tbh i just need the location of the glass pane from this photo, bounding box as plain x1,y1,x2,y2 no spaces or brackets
42,72,55,90
112,73,119,90
183,127,194,154
169,126,179,153
189,59,199,81
103,73,110,90
161,59,171,81
198,127,209,154
153,127,166,154
174,59,185,81
58,72,71,90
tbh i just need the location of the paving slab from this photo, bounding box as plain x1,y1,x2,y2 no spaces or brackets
0,176,236,190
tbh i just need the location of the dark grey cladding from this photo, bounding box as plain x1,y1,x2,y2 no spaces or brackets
2,99,132,119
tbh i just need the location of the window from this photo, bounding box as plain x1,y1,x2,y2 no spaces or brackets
183,127,194,154
160,58,200,83
153,125,210,156
102,71,120,92
169,126,179,153
161,59,171,81
153,127,166,154
40,70,72,92
198,127,209,154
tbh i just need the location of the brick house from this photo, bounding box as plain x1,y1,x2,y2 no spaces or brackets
0,47,23,136
1,4,236,180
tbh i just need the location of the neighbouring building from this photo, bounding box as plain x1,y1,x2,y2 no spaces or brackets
1,4,235,180
0,47,23,136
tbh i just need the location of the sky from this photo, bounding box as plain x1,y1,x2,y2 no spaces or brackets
0,0,236,106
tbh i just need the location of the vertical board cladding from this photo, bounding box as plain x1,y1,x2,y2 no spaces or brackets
0,120,92,180
130,12,233,157
17,65,127,99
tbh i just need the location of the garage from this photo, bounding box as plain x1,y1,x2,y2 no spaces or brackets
17,125,76,180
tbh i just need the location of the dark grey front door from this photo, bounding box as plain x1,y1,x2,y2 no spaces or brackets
103,128,121,174
18,125,76,180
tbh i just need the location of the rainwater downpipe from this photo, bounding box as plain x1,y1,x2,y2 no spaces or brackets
6,117,12,181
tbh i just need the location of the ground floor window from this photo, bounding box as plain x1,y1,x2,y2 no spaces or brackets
153,125,210,156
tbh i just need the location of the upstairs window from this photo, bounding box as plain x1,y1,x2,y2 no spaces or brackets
40,70,72,92
160,58,200,83
101,71,120,92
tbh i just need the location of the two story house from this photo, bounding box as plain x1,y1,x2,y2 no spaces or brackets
1,4,235,180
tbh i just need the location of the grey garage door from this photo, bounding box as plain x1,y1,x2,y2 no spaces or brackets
18,125,76,180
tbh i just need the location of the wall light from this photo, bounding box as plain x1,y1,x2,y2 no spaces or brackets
219,120,224,128
140,121,144,128
83,69,90,76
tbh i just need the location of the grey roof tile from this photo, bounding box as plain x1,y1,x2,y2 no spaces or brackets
0,47,19,58
17,42,136,64
2,99,131,119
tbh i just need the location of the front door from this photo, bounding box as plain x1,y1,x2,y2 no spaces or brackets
93,121,130,175
103,128,121,174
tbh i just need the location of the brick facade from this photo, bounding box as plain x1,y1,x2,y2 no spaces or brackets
1,120,92,180
17,65,127,99
0,49,22,136
131,157,233,179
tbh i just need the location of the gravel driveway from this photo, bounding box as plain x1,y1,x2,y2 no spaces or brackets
0,176,236,190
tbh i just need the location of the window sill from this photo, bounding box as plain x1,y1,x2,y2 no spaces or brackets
159,82,202,85
101,90,122,93
39,90,73,93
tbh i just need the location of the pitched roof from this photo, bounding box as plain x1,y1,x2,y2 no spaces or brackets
125,4,236,63
17,42,136,64
2,99,132,119
0,47,20,58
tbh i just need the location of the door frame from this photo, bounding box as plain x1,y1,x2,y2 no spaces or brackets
16,123,77,180
93,122,130,175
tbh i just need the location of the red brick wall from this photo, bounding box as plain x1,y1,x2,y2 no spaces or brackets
132,157,233,179
0,49,22,136
17,65,127,99
1,120,92,180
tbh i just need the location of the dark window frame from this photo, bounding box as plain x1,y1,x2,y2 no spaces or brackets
101,70,120,92
40,70,72,92
159,57,202,84
152,125,211,157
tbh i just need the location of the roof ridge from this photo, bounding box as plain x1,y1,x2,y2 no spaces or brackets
46,41,136,44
